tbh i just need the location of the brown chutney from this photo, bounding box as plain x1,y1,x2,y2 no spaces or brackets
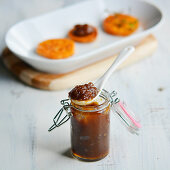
73,24,95,36
68,82,98,101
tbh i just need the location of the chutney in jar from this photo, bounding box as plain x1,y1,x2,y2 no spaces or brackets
70,90,110,161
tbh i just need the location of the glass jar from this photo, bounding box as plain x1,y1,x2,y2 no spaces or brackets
48,90,140,161
70,91,110,161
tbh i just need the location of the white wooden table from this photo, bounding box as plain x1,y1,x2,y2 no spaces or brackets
0,0,170,169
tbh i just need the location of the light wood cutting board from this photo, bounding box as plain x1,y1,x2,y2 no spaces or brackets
2,35,157,90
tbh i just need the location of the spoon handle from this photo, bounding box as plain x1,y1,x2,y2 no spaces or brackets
96,46,135,90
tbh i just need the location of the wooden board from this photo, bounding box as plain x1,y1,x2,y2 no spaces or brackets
1,35,157,90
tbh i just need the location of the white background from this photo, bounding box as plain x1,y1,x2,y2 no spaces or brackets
0,0,170,169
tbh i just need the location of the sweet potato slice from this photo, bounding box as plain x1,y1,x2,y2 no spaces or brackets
103,13,139,36
36,39,74,59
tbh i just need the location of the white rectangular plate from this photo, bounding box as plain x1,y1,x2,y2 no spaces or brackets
5,0,163,73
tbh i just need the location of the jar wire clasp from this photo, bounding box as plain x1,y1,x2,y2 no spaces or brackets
48,90,141,134
48,99,72,132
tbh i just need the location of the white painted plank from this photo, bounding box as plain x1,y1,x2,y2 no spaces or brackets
0,0,170,169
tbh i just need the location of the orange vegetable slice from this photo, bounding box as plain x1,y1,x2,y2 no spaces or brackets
36,39,75,59
103,13,139,36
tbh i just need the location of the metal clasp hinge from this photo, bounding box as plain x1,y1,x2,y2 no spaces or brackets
109,90,120,105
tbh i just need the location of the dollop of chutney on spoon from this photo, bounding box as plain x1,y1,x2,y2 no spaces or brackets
69,82,98,101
